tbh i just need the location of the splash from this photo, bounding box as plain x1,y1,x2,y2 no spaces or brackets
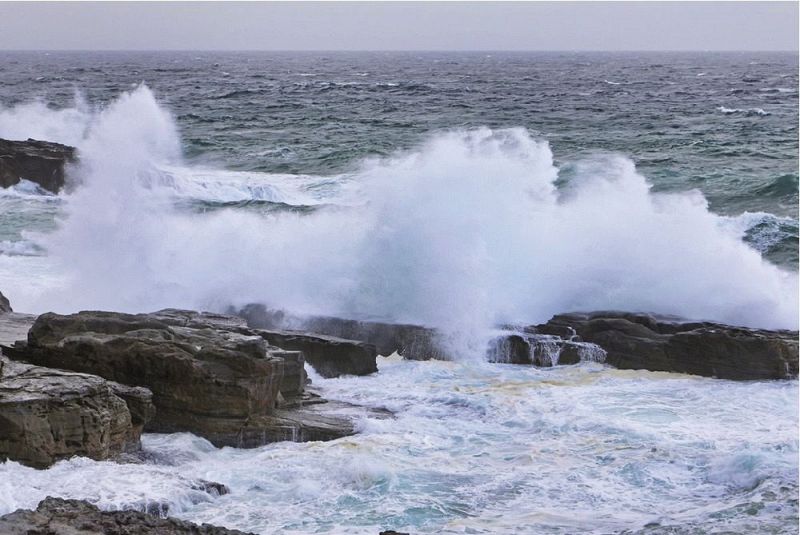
5,86,797,359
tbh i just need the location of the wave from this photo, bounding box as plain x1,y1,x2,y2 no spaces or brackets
753,173,799,198
0,179,59,200
758,87,796,93
148,166,333,207
3,85,798,359
0,239,44,257
717,106,770,116
0,92,91,147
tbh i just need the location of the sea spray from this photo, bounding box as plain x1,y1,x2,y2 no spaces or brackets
3,85,796,359
0,89,91,147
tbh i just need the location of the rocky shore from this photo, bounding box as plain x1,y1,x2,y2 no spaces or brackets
1,307,384,465
237,304,798,380
0,497,255,534
0,293,796,532
0,138,76,193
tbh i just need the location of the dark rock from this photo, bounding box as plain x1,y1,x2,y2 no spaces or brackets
5,310,289,447
0,355,150,469
191,480,230,497
256,329,377,378
107,382,156,438
485,331,605,366
237,304,446,360
532,311,799,380
4,308,380,447
0,497,254,534
237,304,606,365
0,291,11,313
269,349,306,395
380,531,411,535
0,138,76,194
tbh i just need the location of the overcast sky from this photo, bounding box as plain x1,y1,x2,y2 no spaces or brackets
0,2,797,51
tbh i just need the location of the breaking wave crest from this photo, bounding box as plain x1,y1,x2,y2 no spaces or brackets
4,85,797,358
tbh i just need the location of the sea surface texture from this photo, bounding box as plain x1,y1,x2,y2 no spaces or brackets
0,51,797,533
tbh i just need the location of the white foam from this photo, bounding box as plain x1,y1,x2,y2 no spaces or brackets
717,106,770,116
0,179,58,200
0,362,795,533
0,240,42,257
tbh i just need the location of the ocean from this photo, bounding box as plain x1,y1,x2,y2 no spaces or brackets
0,51,797,533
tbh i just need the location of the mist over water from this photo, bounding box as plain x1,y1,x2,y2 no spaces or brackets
2,85,793,356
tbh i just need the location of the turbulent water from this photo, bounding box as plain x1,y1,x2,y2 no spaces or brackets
0,51,797,533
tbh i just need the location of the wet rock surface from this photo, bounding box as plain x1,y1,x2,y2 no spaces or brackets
0,497,255,534
0,355,151,468
531,311,799,380
0,138,76,193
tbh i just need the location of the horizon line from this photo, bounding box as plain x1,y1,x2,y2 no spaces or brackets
1,49,798,53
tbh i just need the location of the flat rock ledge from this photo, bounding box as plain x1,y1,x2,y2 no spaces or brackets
530,311,799,381
0,355,153,469
237,304,798,380
0,138,76,193
0,497,254,535
3,309,384,451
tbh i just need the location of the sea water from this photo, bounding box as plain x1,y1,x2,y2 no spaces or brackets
0,51,797,533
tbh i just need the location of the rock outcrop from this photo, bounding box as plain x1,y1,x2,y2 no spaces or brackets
0,138,76,193
0,291,11,313
256,329,377,378
0,497,255,535
531,311,799,380
237,304,798,380
0,356,152,469
237,304,444,360
237,304,604,366
3,309,380,448
485,331,606,366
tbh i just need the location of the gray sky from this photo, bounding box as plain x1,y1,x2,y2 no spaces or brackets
0,1,797,51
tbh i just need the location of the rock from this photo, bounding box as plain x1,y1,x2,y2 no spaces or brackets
0,497,254,534
532,311,799,380
0,138,76,194
237,304,446,360
3,308,380,447
5,310,288,447
466,331,595,366
0,291,11,313
486,331,606,366
256,329,377,378
107,382,155,439
0,355,150,469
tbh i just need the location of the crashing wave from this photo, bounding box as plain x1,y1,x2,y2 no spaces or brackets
1,85,796,358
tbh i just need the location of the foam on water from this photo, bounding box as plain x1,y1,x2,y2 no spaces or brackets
0,360,796,533
1,86,798,358
717,106,771,116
